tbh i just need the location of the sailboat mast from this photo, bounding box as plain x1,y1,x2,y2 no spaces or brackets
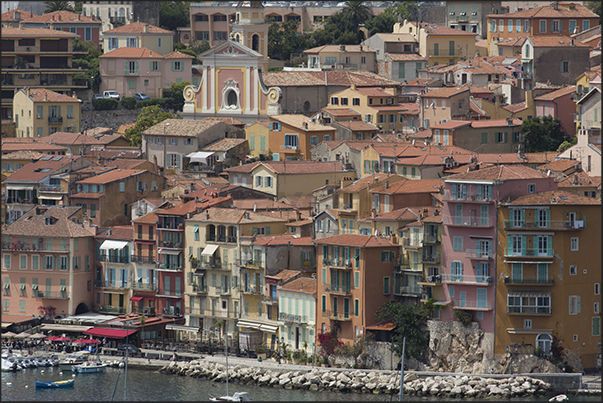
225,332,229,397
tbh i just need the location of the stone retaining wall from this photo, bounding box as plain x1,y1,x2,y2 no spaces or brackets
159,360,559,398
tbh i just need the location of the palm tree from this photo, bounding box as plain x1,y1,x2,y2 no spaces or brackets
43,1,74,13
342,1,371,42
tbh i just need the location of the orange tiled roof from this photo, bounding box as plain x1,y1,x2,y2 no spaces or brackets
278,277,316,295
21,88,81,103
507,190,600,205
321,108,361,117
1,8,37,21
76,169,146,184
334,120,378,131
28,10,98,23
271,114,336,132
142,118,225,136
386,53,426,61
3,206,94,238
202,138,247,152
251,234,313,246
489,3,598,19
371,179,443,195
445,164,547,181
314,234,398,247
421,86,470,98
100,47,163,58
538,159,581,172
103,21,173,34
189,207,287,224
557,171,600,187
339,173,401,193
470,118,523,128
1,27,77,37
163,51,195,59
4,155,81,182
1,151,48,160
534,85,576,101
36,132,103,146
528,35,590,48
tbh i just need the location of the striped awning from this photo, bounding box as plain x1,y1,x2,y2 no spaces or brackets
507,290,551,298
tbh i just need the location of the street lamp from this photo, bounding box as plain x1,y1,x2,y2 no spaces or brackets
279,337,284,365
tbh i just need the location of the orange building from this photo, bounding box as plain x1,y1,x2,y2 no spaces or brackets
268,114,336,161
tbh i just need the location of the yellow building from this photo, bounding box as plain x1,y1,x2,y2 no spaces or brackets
102,21,174,55
394,21,477,67
245,121,270,158
183,207,287,336
13,88,82,138
496,191,601,371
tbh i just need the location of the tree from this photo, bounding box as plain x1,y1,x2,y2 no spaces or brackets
124,105,178,147
375,301,430,359
73,2,82,12
267,18,313,61
520,115,569,153
43,1,74,13
178,49,197,58
389,1,420,22
188,37,211,56
311,11,359,46
159,1,191,32
72,38,102,92
174,42,188,52
557,136,577,153
342,1,372,42
162,81,191,112
586,1,601,25
365,8,397,36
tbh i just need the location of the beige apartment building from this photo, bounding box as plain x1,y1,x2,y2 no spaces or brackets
102,21,175,56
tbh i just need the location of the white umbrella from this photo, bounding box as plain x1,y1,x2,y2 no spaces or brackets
2,331,17,338
14,332,31,339
29,333,47,339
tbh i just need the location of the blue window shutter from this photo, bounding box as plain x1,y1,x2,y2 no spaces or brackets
560,62,564,72
266,226,270,235
252,227,257,235
521,236,526,253
158,61,161,71
577,296,581,313
135,61,139,74
520,210,525,227
125,61,128,74
150,61,153,70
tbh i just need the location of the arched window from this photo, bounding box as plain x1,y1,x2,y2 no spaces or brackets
227,90,238,107
207,224,216,242
536,333,552,354
228,226,237,243
252,34,260,52
303,101,310,112
119,7,125,17
217,225,226,242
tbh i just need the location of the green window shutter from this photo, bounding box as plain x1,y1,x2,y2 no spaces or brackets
546,210,550,227
135,61,139,74
252,227,257,235
577,296,581,313
402,166,407,176
548,236,552,254
355,248,359,267
507,235,512,254
157,61,161,71
322,267,326,284
266,226,270,235
171,61,175,71
354,299,359,316
481,132,487,144
176,78,182,84
354,271,359,287
504,132,508,143
150,61,153,71
260,136,265,151
520,209,525,227
125,60,128,75
249,135,255,150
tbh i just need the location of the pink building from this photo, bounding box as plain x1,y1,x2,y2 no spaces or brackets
534,85,578,137
24,10,102,51
2,206,96,319
440,165,557,334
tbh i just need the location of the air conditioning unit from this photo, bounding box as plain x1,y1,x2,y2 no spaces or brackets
387,98,393,104
422,294,429,300
26,47,31,51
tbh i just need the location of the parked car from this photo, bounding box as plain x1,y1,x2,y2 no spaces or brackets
103,91,120,100
92,94,104,100
133,93,150,101
117,344,140,355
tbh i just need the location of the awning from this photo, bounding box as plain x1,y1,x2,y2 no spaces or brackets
166,324,199,333
187,151,215,164
38,195,63,200
469,235,493,239
259,324,278,333
236,321,261,330
83,327,136,339
2,322,13,329
201,244,219,256
100,240,129,250
6,185,34,190
41,324,93,333
503,261,553,264
158,248,181,255
433,301,451,306
129,296,143,302
507,290,551,298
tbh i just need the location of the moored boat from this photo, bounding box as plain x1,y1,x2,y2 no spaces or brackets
35,378,75,388
58,352,89,371
72,361,108,373
1,358,17,372
209,391,251,401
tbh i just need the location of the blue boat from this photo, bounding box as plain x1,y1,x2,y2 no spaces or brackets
35,378,75,388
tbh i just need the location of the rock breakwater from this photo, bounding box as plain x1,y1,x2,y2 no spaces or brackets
159,360,552,398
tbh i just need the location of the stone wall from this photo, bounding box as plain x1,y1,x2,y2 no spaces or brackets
81,106,143,132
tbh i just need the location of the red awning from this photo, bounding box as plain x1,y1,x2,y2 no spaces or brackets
83,327,136,339
144,297,155,300
130,296,143,301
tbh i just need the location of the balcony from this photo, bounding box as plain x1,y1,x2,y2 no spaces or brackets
507,306,551,315
241,286,262,295
441,274,493,285
323,310,352,321
109,16,126,24
123,69,139,76
465,249,492,259
48,116,63,124
35,291,68,299
503,248,554,258
443,215,491,227
394,284,422,296
192,284,208,293
423,234,440,244
428,49,459,57
95,280,130,289
237,259,263,268
443,190,493,203
206,235,237,244
131,255,156,264
156,263,182,272
98,305,126,315
322,259,354,269
159,241,183,249
218,287,232,296
504,277,554,285
421,253,441,264
38,184,66,193
280,144,299,150
1,242,59,253
199,261,229,271
418,274,442,285
156,289,182,298
99,255,130,264
324,284,352,296
503,219,585,230
278,312,307,323
401,238,422,249
262,295,278,305
131,281,157,291
452,299,492,310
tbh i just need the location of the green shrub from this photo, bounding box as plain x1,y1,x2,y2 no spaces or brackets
92,98,118,111
140,98,172,108
121,97,137,110
453,309,473,327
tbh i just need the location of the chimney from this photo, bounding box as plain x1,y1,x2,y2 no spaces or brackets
19,21,24,29
143,24,149,33
153,154,158,174
44,92,48,101
302,122,308,130
385,180,389,189
371,208,376,219
26,87,30,96
339,44,345,51
205,210,210,220
14,10,21,21
390,233,397,244
72,91,77,99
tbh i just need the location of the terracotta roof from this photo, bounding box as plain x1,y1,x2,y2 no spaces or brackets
132,211,158,224
84,149,142,160
157,196,232,216
285,219,313,227
278,277,316,295
422,86,469,98
470,118,523,128
386,53,426,61
100,47,163,59
163,51,195,59
203,117,245,127
103,21,173,34
368,105,408,112
226,160,345,175
251,234,313,246
3,206,94,238
1,8,37,21
445,165,547,181
96,225,133,241
1,27,78,37
371,179,443,195
36,132,103,146
189,207,287,224
415,21,479,36
503,101,528,113
303,44,375,53
353,87,394,97
232,199,296,211
262,70,401,88
271,114,336,132
507,190,600,206
4,155,82,183
314,234,398,247
490,3,598,19
142,118,224,137
1,151,48,160
557,171,600,188
537,159,581,172
430,120,472,130
321,108,361,117
266,269,301,283
522,152,560,164
202,138,247,152
1,143,66,154
358,207,422,222
476,153,524,164
339,174,400,193
28,10,98,23
528,35,590,48
534,85,576,101
334,120,378,131
20,88,80,103
495,37,527,47
103,159,150,170
76,169,147,184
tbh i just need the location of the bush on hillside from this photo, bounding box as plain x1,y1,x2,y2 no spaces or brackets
121,97,137,110
92,98,118,110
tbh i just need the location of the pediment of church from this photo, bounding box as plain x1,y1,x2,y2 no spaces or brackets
198,39,264,59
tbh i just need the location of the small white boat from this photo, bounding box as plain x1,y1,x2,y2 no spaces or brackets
209,392,251,402
59,352,89,371
549,394,569,402
1,358,17,372
72,361,108,373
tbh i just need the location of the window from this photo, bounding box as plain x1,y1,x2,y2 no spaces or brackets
119,182,125,192
214,31,228,40
270,122,281,131
451,261,463,282
595,283,600,295
255,176,263,187
524,319,532,329
330,97,338,105
108,37,118,50
595,302,600,314
341,97,348,106
85,27,91,41
151,61,161,71
583,20,590,31
560,61,569,73
196,31,210,40
158,37,162,47
383,277,390,294
516,20,521,32
127,37,136,47
172,61,183,71
536,334,552,354
496,132,505,143
490,20,497,32
539,20,546,33
264,176,273,188
284,134,298,149
352,98,360,106
309,136,318,146
571,237,579,251
551,20,561,32
508,20,513,32
3,255,10,269
569,295,581,315
570,265,577,275
593,317,601,336
499,19,504,32
527,184,535,194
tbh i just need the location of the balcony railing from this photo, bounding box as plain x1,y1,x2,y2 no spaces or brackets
503,248,554,258
206,235,236,244
156,289,182,298
442,190,493,202
219,287,232,295
323,310,351,321
278,312,308,323
159,241,182,249
131,255,156,264
48,116,63,124
507,306,551,314
262,295,277,304
99,255,130,263
95,280,129,289
421,253,441,263
38,184,65,192
156,263,182,271
428,49,459,57
324,284,352,295
443,216,491,227
241,286,262,295
131,281,157,291
504,219,585,230
199,261,229,270
504,277,554,285
394,284,422,295
452,299,492,310
401,238,422,248
322,259,354,269
109,16,126,24
35,291,68,299
98,305,126,314
418,274,442,284
237,259,263,268
441,274,493,285
133,306,155,316
192,284,208,293
423,234,440,244
465,249,492,259
1,242,55,252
